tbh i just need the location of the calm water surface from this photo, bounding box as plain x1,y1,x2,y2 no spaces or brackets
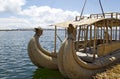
0,30,65,79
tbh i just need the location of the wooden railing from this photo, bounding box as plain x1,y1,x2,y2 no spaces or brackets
75,12,120,21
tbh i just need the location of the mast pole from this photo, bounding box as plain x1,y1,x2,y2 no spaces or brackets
99,0,105,18
79,0,87,21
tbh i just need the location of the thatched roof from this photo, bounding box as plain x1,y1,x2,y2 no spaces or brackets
51,18,120,28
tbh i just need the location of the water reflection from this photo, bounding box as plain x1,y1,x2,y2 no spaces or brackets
32,68,68,79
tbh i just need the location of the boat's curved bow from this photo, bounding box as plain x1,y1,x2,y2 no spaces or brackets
58,25,120,79
28,28,57,70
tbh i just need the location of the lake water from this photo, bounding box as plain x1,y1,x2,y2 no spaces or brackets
0,29,119,79
0,30,65,79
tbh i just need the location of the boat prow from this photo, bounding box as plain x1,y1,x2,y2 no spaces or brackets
60,34,120,79
57,14,120,79
28,28,57,69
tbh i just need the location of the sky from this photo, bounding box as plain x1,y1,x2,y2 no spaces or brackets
0,0,119,29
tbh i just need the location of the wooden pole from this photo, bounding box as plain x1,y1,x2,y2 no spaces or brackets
111,20,113,42
106,20,108,43
101,26,102,39
86,26,89,41
93,25,97,59
54,26,57,53
81,27,84,40
84,26,86,41
119,25,120,41
84,26,88,52
115,25,117,40
78,26,81,41
90,25,92,44
115,13,118,40
103,20,106,43
76,26,81,50
65,28,67,38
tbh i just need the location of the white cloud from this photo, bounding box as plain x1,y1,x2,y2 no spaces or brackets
0,0,25,13
20,6,80,27
0,17,32,29
0,0,80,29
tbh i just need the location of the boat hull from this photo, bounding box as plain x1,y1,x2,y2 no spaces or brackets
28,28,57,70
58,35,120,79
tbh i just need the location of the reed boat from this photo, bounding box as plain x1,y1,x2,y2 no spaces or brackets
27,28,57,69
54,12,120,79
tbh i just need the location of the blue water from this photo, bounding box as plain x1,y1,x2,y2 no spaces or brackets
0,29,120,79
0,30,65,79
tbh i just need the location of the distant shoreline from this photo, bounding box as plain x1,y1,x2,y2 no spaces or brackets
0,29,34,31
0,28,118,31
0,28,65,31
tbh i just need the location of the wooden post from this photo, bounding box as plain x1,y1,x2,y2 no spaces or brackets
86,26,88,41
119,25,120,41
93,25,97,59
65,28,67,38
90,25,92,44
101,26,102,40
78,26,81,41
84,26,86,41
106,20,108,43
81,26,84,40
54,26,57,53
115,13,118,40
111,20,113,42
111,13,113,18
88,25,92,49
115,24,117,40
76,26,81,50
84,26,88,52
103,20,106,44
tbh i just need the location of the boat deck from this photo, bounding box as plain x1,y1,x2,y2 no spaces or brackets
76,48,120,63
76,48,97,63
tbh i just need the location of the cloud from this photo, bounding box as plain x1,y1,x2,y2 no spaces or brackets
20,6,80,27
0,0,80,29
0,17,32,29
0,0,25,13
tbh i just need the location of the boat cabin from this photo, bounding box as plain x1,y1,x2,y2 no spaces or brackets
75,12,120,58
53,12,120,59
